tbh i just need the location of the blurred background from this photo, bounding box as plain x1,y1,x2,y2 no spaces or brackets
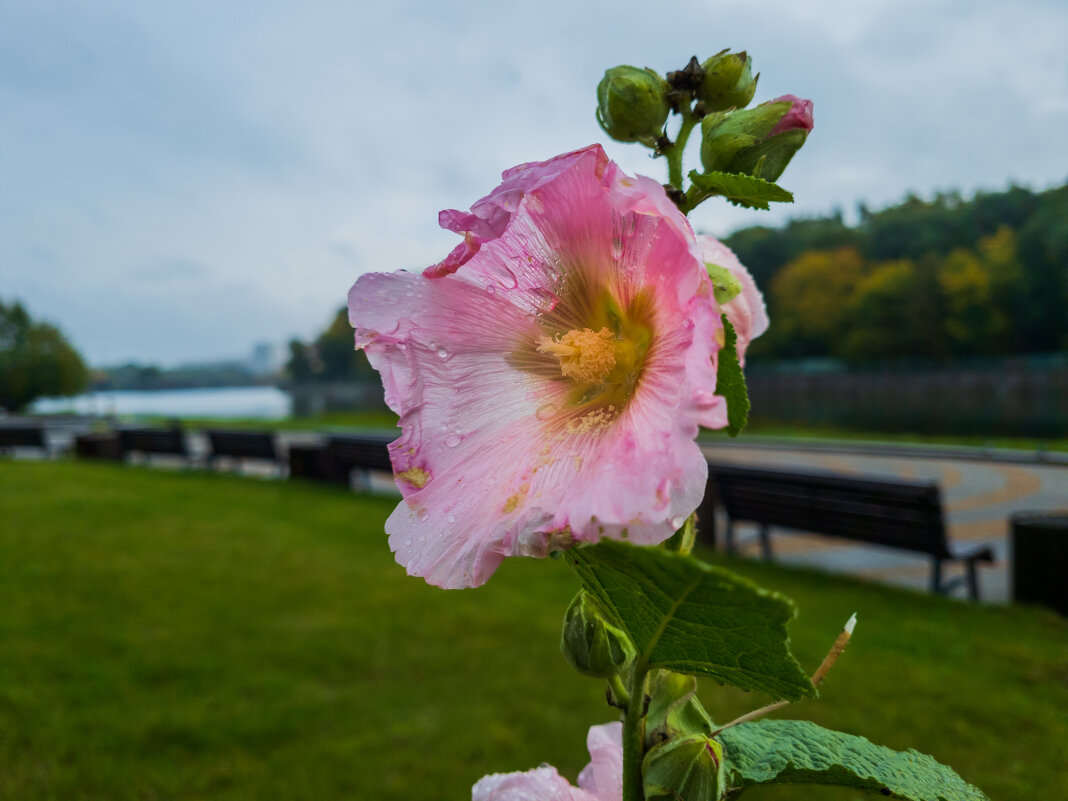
2,1,1066,799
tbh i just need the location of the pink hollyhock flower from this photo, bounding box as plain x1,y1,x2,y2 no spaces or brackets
697,235,769,365
348,144,726,588
768,94,814,136
472,722,622,801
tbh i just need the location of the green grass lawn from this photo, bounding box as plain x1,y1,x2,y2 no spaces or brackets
1,461,1065,800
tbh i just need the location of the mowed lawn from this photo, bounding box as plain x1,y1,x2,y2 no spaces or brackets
1,461,1065,800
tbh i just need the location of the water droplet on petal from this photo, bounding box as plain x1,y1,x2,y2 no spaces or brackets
436,346,448,359
445,434,461,447
447,515,456,523
535,402,558,421
404,537,413,546
671,515,688,529
419,512,430,522
397,342,407,350
485,284,496,294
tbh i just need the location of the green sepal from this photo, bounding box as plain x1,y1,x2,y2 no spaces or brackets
705,262,743,305
689,170,794,211
560,590,636,678
645,671,715,749
715,316,749,437
726,128,809,183
645,734,728,801
565,541,814,701
719,719,989,800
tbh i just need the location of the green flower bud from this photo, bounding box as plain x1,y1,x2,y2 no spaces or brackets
645,671,715,749
560,591,636,678
698,50,758,112
699,101,789,173
596,65,670,146
700,96,812,181
643,734,728,801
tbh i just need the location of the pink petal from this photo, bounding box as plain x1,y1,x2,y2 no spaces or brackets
697,235,768,365
577,722,623,801
768,94,814,136
473,766,597,801
349,147,728,588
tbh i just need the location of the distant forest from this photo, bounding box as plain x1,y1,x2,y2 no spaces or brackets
721,180,1068,362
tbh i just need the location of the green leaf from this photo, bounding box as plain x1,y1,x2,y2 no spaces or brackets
565,541,814,701
719,719,989,800
689,170,794,210
716,316,749,437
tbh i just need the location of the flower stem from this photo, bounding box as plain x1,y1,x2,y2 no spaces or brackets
665,114,698,195
621,663,650,801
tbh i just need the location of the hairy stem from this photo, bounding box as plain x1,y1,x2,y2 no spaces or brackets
621,663,650,801
665,114,698,194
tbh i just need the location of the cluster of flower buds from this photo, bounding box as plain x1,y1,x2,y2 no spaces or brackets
596,51,812,210
596,50,761,147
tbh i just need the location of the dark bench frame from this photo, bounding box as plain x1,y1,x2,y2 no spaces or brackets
205,429,284,474
325,434,393,485
0,425,53,457
119,428,192,466
705,463,995,600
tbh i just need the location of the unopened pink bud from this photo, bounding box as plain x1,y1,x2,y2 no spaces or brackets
768,95,814,136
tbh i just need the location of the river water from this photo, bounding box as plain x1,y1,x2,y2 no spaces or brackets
30,386,291,419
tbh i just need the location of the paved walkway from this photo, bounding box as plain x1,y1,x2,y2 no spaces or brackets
700,440,1067,603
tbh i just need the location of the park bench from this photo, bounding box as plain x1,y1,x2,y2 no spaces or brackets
205,429,284,474
325,434,394,486
74,431,122,461
704,462,995,600
288,434,395,486
119,427,193,467
0,424,52,457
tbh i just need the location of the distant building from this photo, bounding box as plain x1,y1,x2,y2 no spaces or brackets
249,342,281,376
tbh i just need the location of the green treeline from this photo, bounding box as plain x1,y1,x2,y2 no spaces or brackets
287,308,376,383
722,181,1068,362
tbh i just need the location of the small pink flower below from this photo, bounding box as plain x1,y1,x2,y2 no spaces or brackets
472,722,622,801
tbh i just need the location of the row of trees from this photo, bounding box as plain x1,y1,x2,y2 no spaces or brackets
724,181,1068,361
289,182,1066,377
286,308,376,383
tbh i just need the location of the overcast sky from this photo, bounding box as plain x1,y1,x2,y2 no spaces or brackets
4,0,1067,366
